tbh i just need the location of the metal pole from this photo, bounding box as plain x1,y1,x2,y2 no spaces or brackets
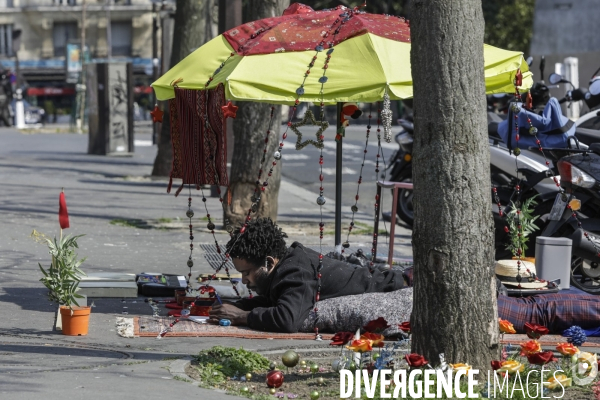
106,0,112,60
152,1,159,144
335,103,343,251
78,0,87,133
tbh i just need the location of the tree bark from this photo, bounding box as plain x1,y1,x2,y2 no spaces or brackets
151,0,216,177
410,0,499,370
224,0,289,227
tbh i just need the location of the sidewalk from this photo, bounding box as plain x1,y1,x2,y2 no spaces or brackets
0,128,412,398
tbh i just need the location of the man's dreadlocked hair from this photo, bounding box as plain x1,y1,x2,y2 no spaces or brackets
226,218,288,266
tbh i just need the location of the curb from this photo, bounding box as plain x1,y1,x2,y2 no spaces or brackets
168,357,202,386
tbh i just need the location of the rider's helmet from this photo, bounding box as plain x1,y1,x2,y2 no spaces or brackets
529,82,550,109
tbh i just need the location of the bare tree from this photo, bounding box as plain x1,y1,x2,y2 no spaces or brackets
152,0,217,177
224,0,290,227
410,0,499,370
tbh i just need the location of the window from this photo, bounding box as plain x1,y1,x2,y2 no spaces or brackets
54,0,78,5
0,24,13,56
53,22,78,57
111,21,132,57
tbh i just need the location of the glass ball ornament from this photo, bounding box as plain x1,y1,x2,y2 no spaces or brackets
240,386,249,393
513,147,521,156
342,241,350,249
316,196,326,206
207,222,215,231
186,209,194,218
187,259,193,267
351,205,359,213
269,388,277,395
266,370,284,388
529,126,538,136
372,353,380,361
345,361,357,371
269,362,277,371
511,103,522,114
300,360,307,367
225,224,233,233
245,373,252,381
310,364,319,374
273,151,282,160
310,390,320,400
251,202,259,213
331,359,343,372
316,377,325,385
281,350,299,368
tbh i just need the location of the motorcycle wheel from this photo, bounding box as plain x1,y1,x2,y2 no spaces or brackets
395,178,414,227
570,257,600,294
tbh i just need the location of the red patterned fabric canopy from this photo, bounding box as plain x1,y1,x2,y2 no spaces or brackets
223,2,410,56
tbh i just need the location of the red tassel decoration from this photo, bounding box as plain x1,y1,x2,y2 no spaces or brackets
59,190,70,229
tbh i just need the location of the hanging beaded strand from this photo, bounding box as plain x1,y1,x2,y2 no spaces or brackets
185,185,195,288
342,105,372,252
369,103,383,273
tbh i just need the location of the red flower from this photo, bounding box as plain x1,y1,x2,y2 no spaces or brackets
398,322,411,333
491,360,502,371
526,351,555,366
405,353,428,368
330,332,355,346
524,323,549,339
361,332,385,348
363,317,390,333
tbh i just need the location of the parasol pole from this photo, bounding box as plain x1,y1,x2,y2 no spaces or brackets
335,103,343,252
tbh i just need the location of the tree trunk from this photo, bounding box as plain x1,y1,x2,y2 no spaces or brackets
410,0,499,370
224,0,289,227
152,0,216,177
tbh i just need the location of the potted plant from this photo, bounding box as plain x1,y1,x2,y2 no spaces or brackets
32,230,90,335
506,195,540,263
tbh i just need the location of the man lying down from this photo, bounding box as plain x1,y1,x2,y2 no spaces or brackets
209,218,600,335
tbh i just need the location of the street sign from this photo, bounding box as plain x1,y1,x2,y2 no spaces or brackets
66,43,91,84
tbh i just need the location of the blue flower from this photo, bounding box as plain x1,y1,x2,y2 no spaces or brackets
563,326,587,346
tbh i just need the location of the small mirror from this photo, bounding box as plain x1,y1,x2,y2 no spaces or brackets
526,56,533,67
569,199,582,211
548,73,563,85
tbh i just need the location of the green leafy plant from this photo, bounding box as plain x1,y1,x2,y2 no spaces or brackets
505,195,540,258
192,346,270,383
32,229,87,308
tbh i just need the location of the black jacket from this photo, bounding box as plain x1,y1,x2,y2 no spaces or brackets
234,242,404,333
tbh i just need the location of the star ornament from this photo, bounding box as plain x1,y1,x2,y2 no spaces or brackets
290,109,329,150
222,101,238,119
150,105,164,123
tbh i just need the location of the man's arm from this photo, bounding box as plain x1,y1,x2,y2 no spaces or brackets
232,295,271,311
246,265,316,333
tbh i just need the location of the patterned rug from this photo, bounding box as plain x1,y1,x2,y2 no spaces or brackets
124,316,334,340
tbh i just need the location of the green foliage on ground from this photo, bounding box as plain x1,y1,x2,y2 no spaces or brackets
192,346,271,386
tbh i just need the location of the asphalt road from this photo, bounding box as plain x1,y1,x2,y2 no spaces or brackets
280,124,400,219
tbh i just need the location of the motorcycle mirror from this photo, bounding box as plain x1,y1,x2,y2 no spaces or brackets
526,56,533,67
548,73,563,85
569,199,582,211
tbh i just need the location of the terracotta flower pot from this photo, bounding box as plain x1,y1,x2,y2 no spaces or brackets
59,306,91,336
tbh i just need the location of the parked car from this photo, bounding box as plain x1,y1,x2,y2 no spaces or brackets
10,99,45,125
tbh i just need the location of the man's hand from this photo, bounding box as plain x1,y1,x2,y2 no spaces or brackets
209,304,250,326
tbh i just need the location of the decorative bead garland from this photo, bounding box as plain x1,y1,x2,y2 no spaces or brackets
369,104,383,273
186,186,194,288
157,318,180,338
342,106,373,253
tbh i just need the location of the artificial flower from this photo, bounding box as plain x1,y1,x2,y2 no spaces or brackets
346,339,373,353
398,321,411,333
330,332,355,346
405,353,428,368
491,360,502,371
497,360,525,374
524,322,550,339
363,317,390,333
556,343,579,356
499,319,516,334
526,351,555,365
520,340,542,356
360,332,385,348
544,374,572,390
450,363,472,372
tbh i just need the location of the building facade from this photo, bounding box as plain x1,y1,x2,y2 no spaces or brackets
0,0,170,117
